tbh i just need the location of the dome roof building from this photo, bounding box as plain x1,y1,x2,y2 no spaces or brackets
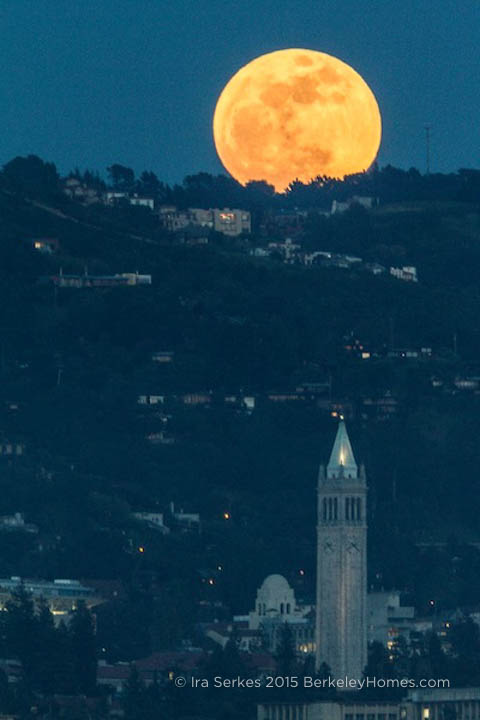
248,574,314,653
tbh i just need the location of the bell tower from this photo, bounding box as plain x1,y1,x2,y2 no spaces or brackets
315,420,367,680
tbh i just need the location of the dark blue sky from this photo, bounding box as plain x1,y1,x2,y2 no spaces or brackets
1,1,478,183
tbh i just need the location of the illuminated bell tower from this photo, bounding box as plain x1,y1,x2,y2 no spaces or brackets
315,420,367,680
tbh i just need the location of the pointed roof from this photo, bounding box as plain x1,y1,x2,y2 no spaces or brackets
327,420,358,478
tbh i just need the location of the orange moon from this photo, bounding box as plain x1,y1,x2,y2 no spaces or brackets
213,48,382,192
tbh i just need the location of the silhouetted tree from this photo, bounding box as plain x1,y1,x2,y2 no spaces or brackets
34,597,59,694
450,617,480,685
275,623,297,676
69,601,97,694
4,585,38,684
137,171,160,196
107,164,135,191
122,665,149,720
2,155,59,197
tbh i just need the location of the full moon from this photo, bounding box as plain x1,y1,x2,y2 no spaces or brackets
213,48,382,192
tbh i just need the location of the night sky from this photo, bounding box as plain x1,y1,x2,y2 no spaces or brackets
1,0,478,184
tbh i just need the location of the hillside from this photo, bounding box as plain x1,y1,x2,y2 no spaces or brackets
1,161,480,657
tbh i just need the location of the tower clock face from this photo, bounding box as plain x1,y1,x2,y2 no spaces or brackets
347,540,360,553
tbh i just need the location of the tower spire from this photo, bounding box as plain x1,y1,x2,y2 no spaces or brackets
327,420,357,478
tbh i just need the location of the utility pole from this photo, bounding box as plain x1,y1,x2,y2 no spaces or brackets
424,124,432,175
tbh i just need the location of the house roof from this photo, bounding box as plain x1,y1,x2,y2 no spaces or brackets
135,651,204,672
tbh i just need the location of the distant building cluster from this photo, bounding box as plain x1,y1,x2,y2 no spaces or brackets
2,428,480,717
59,180,422,284
62,178,154,209
199,575,427,660
0,577,101,620
133,502,201,535
31,231,419,286
136,386,405,444
0,441,25,456
133,335,443,445
390,265,418,282
330,195,377,214
105,191,155,210
0,512,38,534
29,237,60,254
198,566,479,670
62,177,102,204
158,206,251,237
61,178,252,237
42,270,152,289
250,241,419,283
431,373,480,395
